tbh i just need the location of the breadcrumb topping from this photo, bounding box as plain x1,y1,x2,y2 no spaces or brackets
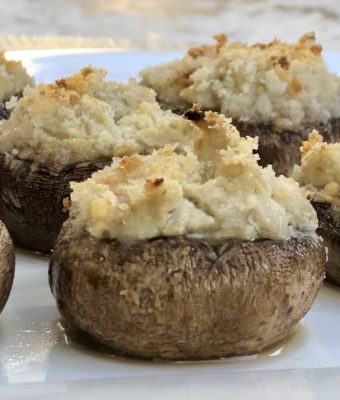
140,33,340,130
0,67,200,167
0,53,34,103
70,113,317,241
293,131,340,207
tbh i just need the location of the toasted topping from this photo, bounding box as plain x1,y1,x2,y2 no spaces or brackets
293,131,340,206
0,67,200,167
0,53,34,103
70,113,317,242
140,33,340,130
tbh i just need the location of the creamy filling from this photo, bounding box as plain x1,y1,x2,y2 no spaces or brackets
70,112,318,241
293,130,340,223
0,67,200,167
140,33,340,130
0,53,34,102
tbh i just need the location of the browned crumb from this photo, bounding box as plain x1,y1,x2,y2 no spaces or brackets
192,103,201,112
288,76,303,95
172,69,195,88
63,197,71,212
187,33,227,59
300,130,324,155
278,56,290,70
146,178,164,188
118,156,143,174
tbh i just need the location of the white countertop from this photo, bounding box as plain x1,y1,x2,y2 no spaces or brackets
0,0,340,50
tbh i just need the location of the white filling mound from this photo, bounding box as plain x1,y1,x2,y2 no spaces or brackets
70,112,317,241
0,53,34,103
293,131,340,214
140,33,340,130
0,67,200,167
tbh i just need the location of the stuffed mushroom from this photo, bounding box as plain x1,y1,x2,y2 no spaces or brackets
0,219,15,314
293,131,340,286
140,33,340,176
50,113,326,360
0,52,34,120
0,67,200,252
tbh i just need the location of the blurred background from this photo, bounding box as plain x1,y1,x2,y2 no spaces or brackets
0,0,339,50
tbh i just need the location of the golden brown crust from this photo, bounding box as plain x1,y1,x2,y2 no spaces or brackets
27,68,94,106
187,32,322,65
188,33,227,59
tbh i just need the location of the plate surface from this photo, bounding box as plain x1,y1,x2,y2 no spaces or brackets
1,50,340,399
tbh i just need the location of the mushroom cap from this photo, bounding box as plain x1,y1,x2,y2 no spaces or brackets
313,202,340,286
0,154,111,252
0,219,15,314
50,224,325,360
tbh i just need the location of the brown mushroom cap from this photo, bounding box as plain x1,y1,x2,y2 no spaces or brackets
313,202,340,286
0,154,110,253
0,219,15,314
49,224,325,360
235,119,340,177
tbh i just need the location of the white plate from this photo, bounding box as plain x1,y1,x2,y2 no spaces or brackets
1,50,340,399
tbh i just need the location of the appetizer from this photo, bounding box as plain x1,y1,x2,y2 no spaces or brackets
0,67,200,252
140,33,340,176
0,53,34,120
50,112,325,360
293,131,340,286
0,219,15,314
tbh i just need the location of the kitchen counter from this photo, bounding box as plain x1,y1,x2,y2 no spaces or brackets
0,0,339,50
